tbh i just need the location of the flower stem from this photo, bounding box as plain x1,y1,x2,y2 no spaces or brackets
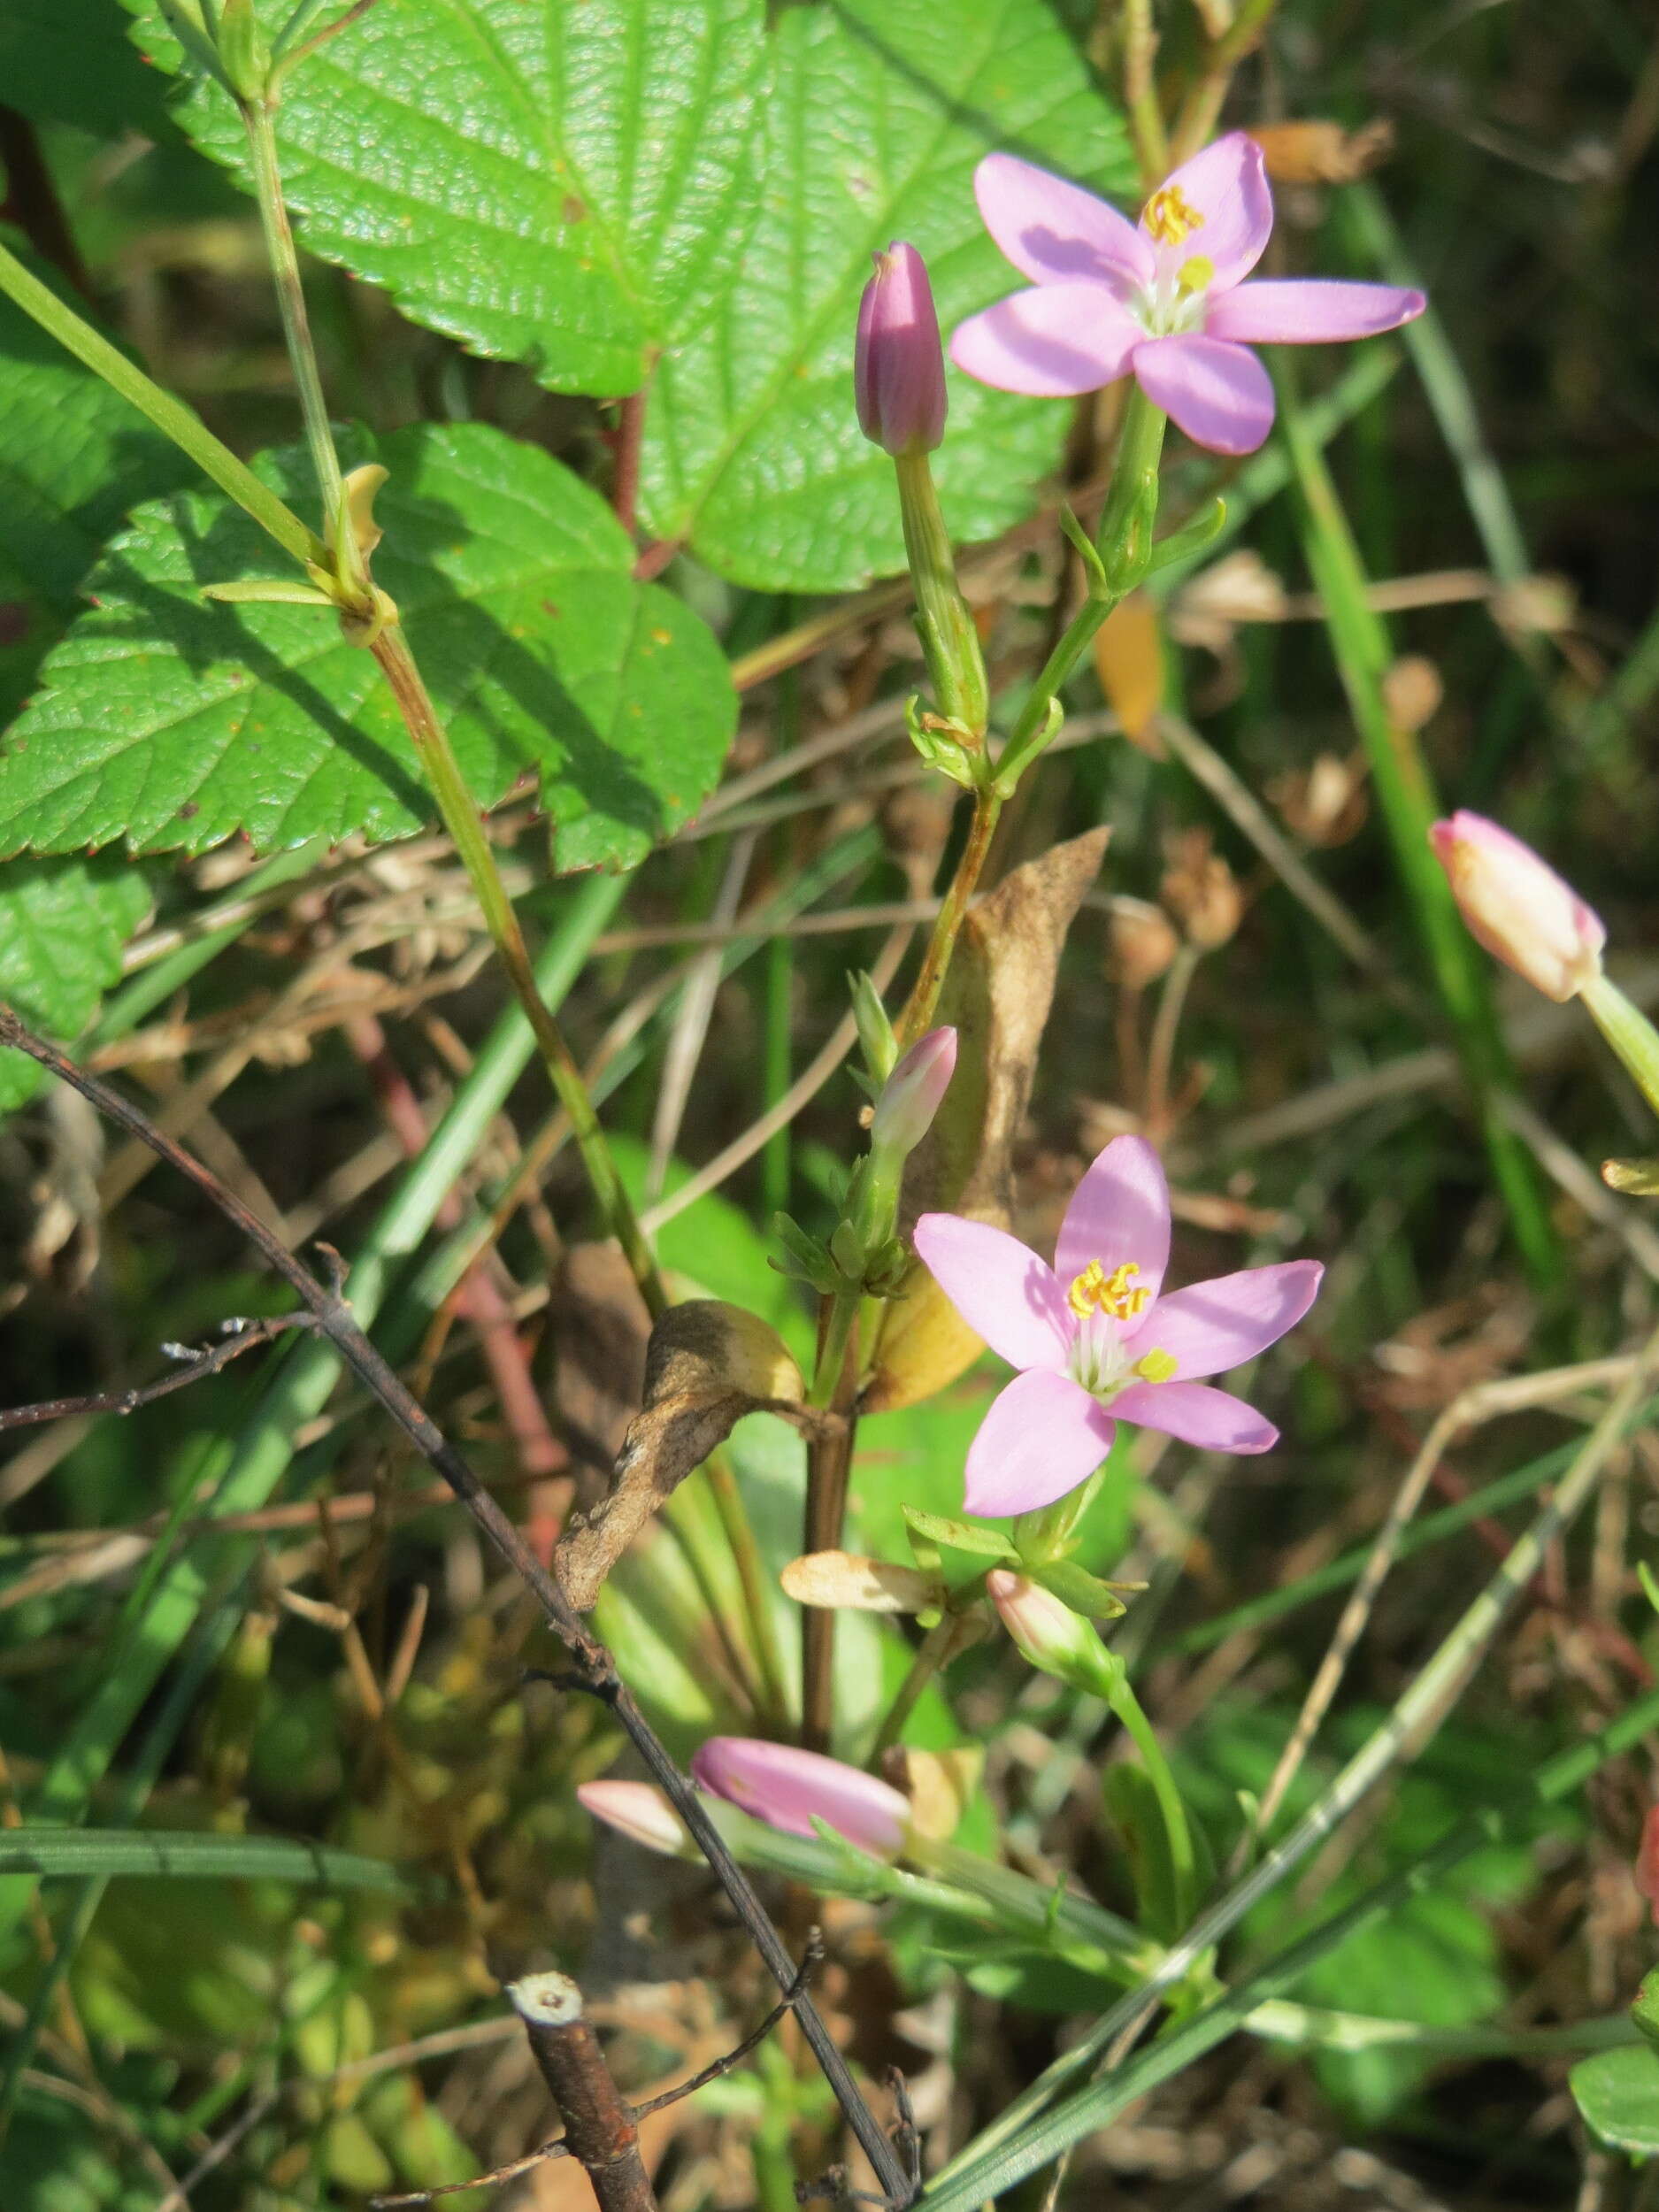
894,783,1002,1050
0,234,322,569
867,1611,964,1763
800,1295,862,1752
241,95,344,532
1102,1668,1199,1931
369,627,667,1316
1581,973,1659,1122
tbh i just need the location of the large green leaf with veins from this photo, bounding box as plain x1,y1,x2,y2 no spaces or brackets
123,0,768,397
0,421,735,866
637,0,1137,591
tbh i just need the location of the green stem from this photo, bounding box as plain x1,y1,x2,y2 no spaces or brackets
894,784,1001,1051
0,235,322,569
1104,1670,1198,1931
867,1612,961,1763
370,626,667,1318
1274,358,1556,1288
241,96,344,531
1582,973,1659,1121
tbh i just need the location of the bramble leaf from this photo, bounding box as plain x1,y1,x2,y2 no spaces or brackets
0,421,735,866
637,0,1137,589
0,856,150,1110
124,0,768,397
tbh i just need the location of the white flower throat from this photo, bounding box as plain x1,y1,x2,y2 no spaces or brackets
1130,184,1214,339
1064,1259,1178,1402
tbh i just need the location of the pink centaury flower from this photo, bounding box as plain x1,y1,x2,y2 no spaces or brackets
856,241,948,457
952,133,1425,455
691,1736,909,1856
913,1136,1322,1517
1429,810,1605,1003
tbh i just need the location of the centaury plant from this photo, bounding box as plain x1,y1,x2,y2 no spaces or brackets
2,3,1658,2208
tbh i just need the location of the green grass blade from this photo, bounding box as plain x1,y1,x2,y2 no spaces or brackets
0,1828,418,1893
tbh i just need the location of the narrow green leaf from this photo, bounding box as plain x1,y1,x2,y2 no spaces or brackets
902,1508,1017,1561
126,0,769,397
638,0,1137,591
0,1824,417,1895
0,420,735,865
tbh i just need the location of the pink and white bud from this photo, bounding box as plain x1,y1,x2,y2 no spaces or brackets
576,1780,694,1860
855,242,948,457
870,1026,956,1162
690,1736,909,1856
986,1570,1115,1698
1428,811,1605,1003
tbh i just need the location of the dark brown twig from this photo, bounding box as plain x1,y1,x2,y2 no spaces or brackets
507,1973,657,2212
0,1005,912,2209
370,1940,824,2208
0,1316,322,1433
608,390,646,537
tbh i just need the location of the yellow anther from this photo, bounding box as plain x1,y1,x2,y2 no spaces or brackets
1067,1258,1153,1322
1176,252,1214,296
1142,185,1205,247
1133,1348,1179,1385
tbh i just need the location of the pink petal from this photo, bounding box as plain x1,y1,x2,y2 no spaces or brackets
1150,132,1271,288
691,1739,908,1854
1133,334,1274,455
1207,279,1425,345
1112,1379,1278,1453
1125,1260,1323,1379
912,1213,1072,1372
964,1369,1116,1517
974,151,1155,293
951,283,1141,398
1054,1135,1171,1307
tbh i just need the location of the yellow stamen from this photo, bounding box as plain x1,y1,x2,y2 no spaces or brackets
1176,252,1214,296
1143,185,1205,248
1133,1348,1179,1385
1066,1258,1153,1322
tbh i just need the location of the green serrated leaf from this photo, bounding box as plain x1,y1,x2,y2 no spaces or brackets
0,230,198,727
0,420,735,864
902,1507,1018,1561
125,0,768,396
637,0,1136,591
1572,2043,1659,2156
0,855,151,1110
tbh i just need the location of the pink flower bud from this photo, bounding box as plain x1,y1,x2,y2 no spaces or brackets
576,1780,694,1859
986,1569,1115,1697
1638,1805,1659,1925
690,1736,909,1856
870,1026,956,1161
855,242,948,457
1428,811,1605,1002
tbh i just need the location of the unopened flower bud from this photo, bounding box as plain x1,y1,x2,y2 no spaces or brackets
1429,811,1604,1003
870,1027,956,1162
576,1779,695,1859
986,1570,1118,1698
215,0,271,101
856,242,947,457
691,1736,909,1856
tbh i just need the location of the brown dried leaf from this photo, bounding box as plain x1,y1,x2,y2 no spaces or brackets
1248,119,1395,184
549,1243,652,1491
556,1301,814,1610
780,1550,941,1614
868,827,1110,1410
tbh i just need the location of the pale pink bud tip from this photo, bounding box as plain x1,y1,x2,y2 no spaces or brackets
1638,1805,1659,1924
986,1569,1100,1686
1428,810,1605,1003
691,1736,909,1856
855,242,948,457
576,1780,692,1859
870,1026,957,1159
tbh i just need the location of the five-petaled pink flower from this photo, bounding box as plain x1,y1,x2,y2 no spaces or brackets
952,133,1425,455
913,1136,1322,1517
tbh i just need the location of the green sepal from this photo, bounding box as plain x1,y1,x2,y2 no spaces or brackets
769,1210,839,1295
1058,503,1110,599
1146,495,1227,575
993,695,1064,799
1012,1467,1108,1564
216,0,272,102
849,968,898,1087
903,695,979,790
902,1508,1019,1562
1025,1558,1135,1623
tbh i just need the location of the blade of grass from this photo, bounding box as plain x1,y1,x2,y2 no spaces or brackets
1275,356,1556,1286
0,872,626,1947
0,1829,420,1892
